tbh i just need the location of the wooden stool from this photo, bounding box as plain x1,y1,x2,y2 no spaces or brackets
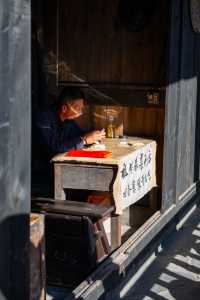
31,197,114,287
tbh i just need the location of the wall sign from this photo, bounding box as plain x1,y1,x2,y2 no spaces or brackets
114,142,157,213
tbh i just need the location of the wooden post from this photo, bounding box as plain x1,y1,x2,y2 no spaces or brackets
111,214,121,251
54,164,65,200
30,214,46,300
0,0,31,299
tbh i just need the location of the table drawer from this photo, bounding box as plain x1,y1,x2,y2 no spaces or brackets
55,164,116,191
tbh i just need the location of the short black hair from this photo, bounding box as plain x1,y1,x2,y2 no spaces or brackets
57,86,85,108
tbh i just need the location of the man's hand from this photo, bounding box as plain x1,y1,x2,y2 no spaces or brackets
83,129,105,145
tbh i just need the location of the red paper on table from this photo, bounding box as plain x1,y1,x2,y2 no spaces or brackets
65,149,112,158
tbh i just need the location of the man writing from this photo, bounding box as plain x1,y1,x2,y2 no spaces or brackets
32,87,105,195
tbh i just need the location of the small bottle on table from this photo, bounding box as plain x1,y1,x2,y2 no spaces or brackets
106,115,115,138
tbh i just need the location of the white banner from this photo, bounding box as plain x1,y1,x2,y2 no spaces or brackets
118,142,156,211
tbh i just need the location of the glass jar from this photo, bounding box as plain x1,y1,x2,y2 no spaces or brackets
106,115,115,138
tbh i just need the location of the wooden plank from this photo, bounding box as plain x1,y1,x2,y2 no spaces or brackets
163,0,198,204
95,220,111,254
193,23,200,181
111,214,122,251
58,84,166,107
0,1,31,299
43,0,168,87
31,197,114,219
30,214,45,300
93,106,165,139
176,0,197,199
162,0,182,211
58,164,115,191
54,164,65,200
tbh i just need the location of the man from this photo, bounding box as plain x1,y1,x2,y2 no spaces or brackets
32,87,105,196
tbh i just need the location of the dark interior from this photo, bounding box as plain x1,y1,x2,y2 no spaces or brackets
31,0,170,288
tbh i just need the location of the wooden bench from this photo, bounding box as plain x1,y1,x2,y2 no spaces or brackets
31,197,114,287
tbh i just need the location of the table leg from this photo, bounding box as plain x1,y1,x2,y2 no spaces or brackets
54,165,65,200
111,214,121,251
149,188,158,212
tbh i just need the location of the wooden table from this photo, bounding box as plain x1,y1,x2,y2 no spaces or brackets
52,137,157,250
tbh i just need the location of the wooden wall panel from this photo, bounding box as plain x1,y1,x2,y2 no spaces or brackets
194,30,200,182
162,0,182,210
176,0,197,199
43,0,169,88
91,106,165,137
39,0,169,106
163,0,198,209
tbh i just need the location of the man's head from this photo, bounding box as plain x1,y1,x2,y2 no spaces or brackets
57,87,85,121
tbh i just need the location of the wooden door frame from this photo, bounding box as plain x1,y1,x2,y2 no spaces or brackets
162,0,182,211
162,0,200,211
0,1,31,299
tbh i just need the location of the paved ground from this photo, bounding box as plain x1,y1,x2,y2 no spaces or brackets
105,206,200,300
47,206,200,300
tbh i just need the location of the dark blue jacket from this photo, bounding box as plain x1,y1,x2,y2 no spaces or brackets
32,105,85,173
